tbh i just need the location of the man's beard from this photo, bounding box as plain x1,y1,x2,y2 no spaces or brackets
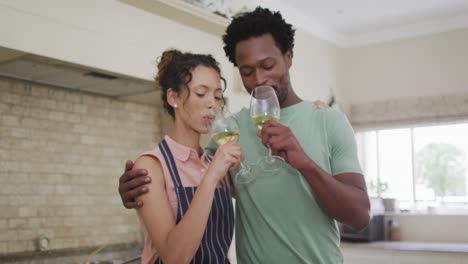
276,86,288,105
275,74,291,105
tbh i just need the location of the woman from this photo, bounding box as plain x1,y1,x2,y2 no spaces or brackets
134,49,242,264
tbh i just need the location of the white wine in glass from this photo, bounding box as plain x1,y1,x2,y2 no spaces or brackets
251,115,280,130
250,85,283,171
210,110,254,184
211,131,240,145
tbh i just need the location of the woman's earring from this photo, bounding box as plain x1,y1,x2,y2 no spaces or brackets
173,103,178,108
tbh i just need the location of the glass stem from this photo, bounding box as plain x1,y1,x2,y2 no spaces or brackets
240,161,247,170
266,144,274,163
236,161,251,180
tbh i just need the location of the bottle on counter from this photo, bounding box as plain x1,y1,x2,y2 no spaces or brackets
388,219,401,241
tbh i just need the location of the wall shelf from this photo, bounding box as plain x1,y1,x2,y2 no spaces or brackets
119,0,229,36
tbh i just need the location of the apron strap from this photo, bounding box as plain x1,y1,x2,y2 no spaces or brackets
158,139,182,188
158,138,188,222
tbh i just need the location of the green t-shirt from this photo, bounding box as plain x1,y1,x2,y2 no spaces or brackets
206,101,362,264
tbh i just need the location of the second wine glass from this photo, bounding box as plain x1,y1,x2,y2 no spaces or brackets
250,85,284,171
210,109,254,184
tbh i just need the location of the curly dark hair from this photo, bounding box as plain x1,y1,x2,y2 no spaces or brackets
222,7,296,66
156,49,226,119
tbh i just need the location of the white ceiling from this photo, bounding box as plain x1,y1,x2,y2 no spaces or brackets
256,0,468,46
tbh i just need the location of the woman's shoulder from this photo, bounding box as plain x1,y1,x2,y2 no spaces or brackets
140,146,162,159
134,143,164,172
134,154,162,171
137,139,168,162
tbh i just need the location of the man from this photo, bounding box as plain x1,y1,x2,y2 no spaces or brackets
119,7,370,263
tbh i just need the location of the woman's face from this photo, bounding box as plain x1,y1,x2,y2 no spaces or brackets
173,65,223,134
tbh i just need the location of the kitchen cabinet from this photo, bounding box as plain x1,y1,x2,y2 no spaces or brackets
119,0,228,36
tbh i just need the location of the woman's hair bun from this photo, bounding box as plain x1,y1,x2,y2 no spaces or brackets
156,49,181,85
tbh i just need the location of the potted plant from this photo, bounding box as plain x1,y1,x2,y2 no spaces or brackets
369,178,388,198
369,179,397,212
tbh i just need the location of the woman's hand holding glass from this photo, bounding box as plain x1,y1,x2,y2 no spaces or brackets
210,110,254,184
206,140,243,185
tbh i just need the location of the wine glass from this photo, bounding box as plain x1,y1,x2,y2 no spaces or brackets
250,85,283,171
210,109,254,184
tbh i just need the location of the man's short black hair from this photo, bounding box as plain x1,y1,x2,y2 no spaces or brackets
222,6,296,66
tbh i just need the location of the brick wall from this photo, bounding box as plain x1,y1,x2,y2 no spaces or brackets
0,77,162,256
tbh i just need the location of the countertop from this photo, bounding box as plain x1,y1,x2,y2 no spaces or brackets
341,241,468,253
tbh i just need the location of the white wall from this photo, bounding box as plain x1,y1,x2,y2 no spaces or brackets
291,30,340,103
340,28,468,107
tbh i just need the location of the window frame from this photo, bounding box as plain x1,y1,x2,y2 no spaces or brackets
355,120,468,214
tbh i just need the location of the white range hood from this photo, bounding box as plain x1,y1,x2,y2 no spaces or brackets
0,48,155,98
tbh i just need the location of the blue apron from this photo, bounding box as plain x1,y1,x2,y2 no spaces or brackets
155,139,234,264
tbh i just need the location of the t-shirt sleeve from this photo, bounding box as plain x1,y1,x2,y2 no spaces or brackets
328,111,363,176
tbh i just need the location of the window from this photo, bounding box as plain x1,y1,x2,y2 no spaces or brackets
356,122,468,213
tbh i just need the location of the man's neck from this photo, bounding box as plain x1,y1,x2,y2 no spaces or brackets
280,89,302,109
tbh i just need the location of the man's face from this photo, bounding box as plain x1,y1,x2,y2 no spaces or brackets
234,34,292,104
